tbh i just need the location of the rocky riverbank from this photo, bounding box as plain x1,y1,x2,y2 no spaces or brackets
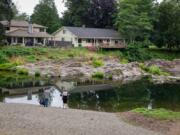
17,58,180,84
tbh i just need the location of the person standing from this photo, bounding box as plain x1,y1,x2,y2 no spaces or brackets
62,91,68,109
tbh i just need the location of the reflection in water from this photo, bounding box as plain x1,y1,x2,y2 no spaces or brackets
0,72,180,112
4,87,64,108
68,78,180,112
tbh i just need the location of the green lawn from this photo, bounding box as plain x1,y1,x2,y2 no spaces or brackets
133,108,180,120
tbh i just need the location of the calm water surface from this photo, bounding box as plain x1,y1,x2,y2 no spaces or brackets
0,71,180,112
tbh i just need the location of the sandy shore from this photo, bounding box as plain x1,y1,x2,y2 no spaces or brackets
0,103,160,135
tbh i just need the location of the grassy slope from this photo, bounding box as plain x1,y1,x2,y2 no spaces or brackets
133,108,180,120
0,46,180,67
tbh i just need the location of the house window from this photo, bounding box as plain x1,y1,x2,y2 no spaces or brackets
98,40,103,43
63,30,66,34
62,37,65,41
40,28,44,32
78,39,82,43
6,27,10,31
86,39,91,43
115,40,118,44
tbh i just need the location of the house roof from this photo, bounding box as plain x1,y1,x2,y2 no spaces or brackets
6,29,52,38
63,26,122,39
0,20,47,28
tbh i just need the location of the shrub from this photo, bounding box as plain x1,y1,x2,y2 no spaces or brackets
0,63,16,71
92,59,104,68
1,46,32,57
16,68,29,75
120,58,129,64
35,71,41,77
0,53,7,64
8,56,25,65
92,72,104,79
25,55,37,62
139,64,170,76
107,74,113,80
68,53,74,58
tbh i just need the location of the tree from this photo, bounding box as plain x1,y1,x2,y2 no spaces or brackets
31,0,61,33
154,0,180,49
62,0,117,28
62,0,89,26
0,0,13,21
86,0,117,28
0,0,13,43
115,0,156,42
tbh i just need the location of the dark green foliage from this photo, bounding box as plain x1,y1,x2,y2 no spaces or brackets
62,0,89,26
123,44,153,62
1,47,33,57
154,0,180,49
0,23,5,42
0,0,13,21
31,0,61,33
92,72,104,79
115,0,155,42
0,0,13,43
62,0,117,28
0,53,7,64
85,0,117,28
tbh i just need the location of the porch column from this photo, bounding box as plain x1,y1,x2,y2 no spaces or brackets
15,37,18,44
11,37,13,45
110,38,112,46
94,38,96,46
22,37,25,46
33,38,36,46
43,38,46,46
123,39,126,47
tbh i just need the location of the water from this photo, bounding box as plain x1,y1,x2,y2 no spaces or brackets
0,71,180,112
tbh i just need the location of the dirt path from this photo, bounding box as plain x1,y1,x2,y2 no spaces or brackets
120,112,180,135
0,103,160,135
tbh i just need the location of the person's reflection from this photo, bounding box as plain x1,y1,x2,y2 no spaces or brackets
39,88,53,107
27,90,32,100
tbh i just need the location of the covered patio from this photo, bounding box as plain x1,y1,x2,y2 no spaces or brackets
6,29,52,46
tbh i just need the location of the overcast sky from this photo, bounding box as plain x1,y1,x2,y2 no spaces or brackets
13,0,163,17
13,0,66,17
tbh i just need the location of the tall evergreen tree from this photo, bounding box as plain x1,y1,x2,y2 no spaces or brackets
31,0,61,33
115,0,155,42
154,0,180,49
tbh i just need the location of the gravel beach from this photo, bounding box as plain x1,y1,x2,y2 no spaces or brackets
0,103,160,135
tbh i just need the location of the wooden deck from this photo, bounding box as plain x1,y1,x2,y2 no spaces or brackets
99,44,126,49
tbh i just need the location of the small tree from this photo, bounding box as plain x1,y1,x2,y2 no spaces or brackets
31,0,61,33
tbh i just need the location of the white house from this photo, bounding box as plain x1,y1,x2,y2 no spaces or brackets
52,26,126,48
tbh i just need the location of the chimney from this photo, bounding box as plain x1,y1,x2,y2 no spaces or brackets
28,16,33,33
28,23,33,33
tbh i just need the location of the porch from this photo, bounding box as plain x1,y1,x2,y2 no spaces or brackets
77,38,126,48
8,37,48,46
